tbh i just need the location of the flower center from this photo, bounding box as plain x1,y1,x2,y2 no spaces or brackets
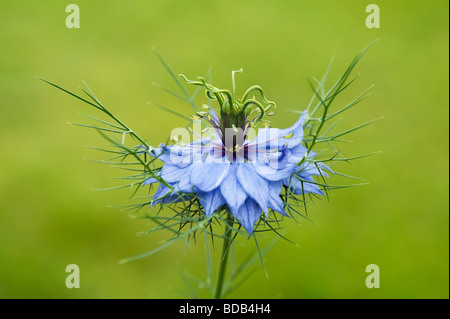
180,70,277,162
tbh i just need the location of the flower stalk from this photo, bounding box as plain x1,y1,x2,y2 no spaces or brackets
214,211,234,299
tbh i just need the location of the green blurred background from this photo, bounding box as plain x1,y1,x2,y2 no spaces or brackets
0,0,448,298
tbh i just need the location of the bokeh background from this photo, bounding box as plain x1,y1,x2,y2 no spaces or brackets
0,0,448,298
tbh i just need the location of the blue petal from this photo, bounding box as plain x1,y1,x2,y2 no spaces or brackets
234,198,262,234
287,176,324,196
288,144,308,163
252,127,283,150
267,181,289,217
316,162,333,176
252,144,290,169
160,193,194,205
246,112,307,159
299,162,330,178
277,111,307,148
150,184,172,205
236,164,269,214
151,183,194,205
161,164,186,183
219,164,247,215
190,163,230,192
176,166,195,193
157,144,198,168
253,162,298,181
302,182,324,195
198,188,226,216
143,177,158,186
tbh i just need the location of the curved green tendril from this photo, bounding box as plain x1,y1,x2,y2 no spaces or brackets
181,72,275,124
180,74,238,112
232,69,243,104
242,99,265,122
179,74,224,108
205,90,217,100
198,77,234,109
242,85,276,109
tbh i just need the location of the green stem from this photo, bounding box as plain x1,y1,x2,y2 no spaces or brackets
214,213,234,299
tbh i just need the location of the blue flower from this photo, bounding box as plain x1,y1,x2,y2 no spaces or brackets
143,111,331,234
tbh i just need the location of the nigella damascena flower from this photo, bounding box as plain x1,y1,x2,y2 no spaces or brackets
142,74,331,234
40,46,373,298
